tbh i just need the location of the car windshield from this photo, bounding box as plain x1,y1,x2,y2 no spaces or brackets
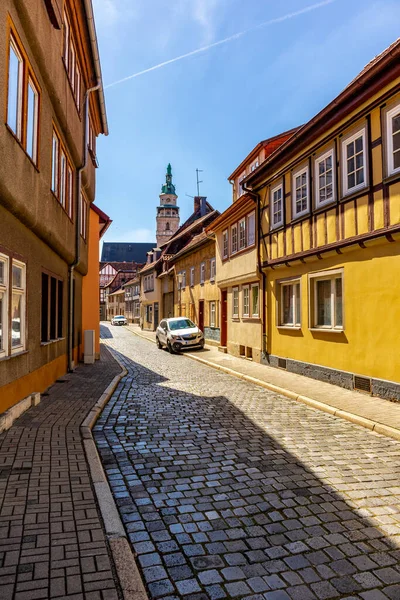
115,316,125,319
168,319,196,331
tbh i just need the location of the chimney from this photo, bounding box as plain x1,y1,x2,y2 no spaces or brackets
194,196,207,216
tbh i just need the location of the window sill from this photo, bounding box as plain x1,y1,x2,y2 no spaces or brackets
5,124,40,172
309,327,344,333
242,317,261,322
341,183,368,200
0,349,28,362
232,317,240,321
278,325,301,331
340,185,369,204
222,243,256,262
383,172,400,186
41,337,65,346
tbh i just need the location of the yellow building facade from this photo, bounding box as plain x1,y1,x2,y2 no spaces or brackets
171,233,220,345
246,39,400,399
209,197,262,360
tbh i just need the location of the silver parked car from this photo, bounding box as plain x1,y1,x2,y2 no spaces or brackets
111,315,128,326
156,317,204,353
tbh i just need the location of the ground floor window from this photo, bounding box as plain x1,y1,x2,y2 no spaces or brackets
146,304,153,323
232,287,239,318
310,269,343,330
0,255,27,356
242,285,249,317
210,301,216,327
278,279,301,327
251,284,259,318
0,254,9,356
134,302,140,318
41,272,63,342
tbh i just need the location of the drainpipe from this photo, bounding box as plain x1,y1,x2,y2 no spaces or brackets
68,83,100,372
242,182,266,358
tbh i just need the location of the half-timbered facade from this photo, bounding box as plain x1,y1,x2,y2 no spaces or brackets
246,38,400,399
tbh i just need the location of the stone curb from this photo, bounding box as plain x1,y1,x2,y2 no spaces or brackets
80,353,149,600
126,325,400,442
185,353,400,442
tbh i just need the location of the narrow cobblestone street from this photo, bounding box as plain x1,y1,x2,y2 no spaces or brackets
96,325,400,600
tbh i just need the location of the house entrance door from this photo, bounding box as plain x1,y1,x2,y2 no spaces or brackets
198,300,204,331
221,290,227,346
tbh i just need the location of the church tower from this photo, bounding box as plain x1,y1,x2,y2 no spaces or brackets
156,164,180,247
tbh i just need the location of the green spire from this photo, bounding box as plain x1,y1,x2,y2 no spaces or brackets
161,163,176,195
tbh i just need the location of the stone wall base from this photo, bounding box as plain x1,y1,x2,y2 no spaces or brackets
263,354,400,403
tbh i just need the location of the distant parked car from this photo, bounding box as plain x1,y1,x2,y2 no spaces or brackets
111,315,128,326
156,317,204,353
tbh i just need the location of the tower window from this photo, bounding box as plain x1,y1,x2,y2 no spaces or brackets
166,222,170,231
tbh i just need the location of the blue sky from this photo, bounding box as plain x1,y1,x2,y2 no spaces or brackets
92,0,400,245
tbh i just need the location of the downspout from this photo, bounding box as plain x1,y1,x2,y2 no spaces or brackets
68,83,100,372
242,182,266,358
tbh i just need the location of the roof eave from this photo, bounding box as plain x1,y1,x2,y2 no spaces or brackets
245,40,400,188
83,0,108,135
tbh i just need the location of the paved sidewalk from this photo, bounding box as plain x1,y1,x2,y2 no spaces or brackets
0,346,122,600
126,324,400,437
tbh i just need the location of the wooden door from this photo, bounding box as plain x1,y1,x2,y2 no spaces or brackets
221,290,227,346
198,300,204,331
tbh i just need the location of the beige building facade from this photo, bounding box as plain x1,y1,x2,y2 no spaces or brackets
171,233,220,345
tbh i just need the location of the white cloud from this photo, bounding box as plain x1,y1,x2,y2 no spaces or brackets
192,0,219,44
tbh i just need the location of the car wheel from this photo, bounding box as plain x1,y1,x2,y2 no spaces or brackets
167,341,174,354
156,337,162,349
199,340,205,349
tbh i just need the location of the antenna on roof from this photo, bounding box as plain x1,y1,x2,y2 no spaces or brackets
186,193,194,199
196,169,203,196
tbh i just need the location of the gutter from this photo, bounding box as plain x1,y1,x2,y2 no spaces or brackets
68,84,100,372
82,0,108,135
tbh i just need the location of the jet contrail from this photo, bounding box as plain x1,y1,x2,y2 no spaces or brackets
105,0,335,89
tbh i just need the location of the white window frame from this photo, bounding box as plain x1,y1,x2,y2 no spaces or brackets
182,270,186,289
210,258,216,282
26,78,39,163
342,127,367,197
315,148,335,208
190,267,195,287
231,223,238,254
309,269,344,332
11,259,26,354
200,262,205,285
222,230,228,259
250,159,259,172
292,165,309,218
242,285,250,318
271,183,284,229
52,132,59,195
210,301,216,328
0,254,9,357
239,217,246,250
278,278,301,329
247,211,255,246
232,287,239,318
386,102,400,177
251,283,259,318
7,36,24,140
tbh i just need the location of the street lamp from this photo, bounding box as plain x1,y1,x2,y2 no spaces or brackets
177,272,183,316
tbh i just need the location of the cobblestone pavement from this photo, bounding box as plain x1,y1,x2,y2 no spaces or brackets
97,325,400,600
0,346,122,600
